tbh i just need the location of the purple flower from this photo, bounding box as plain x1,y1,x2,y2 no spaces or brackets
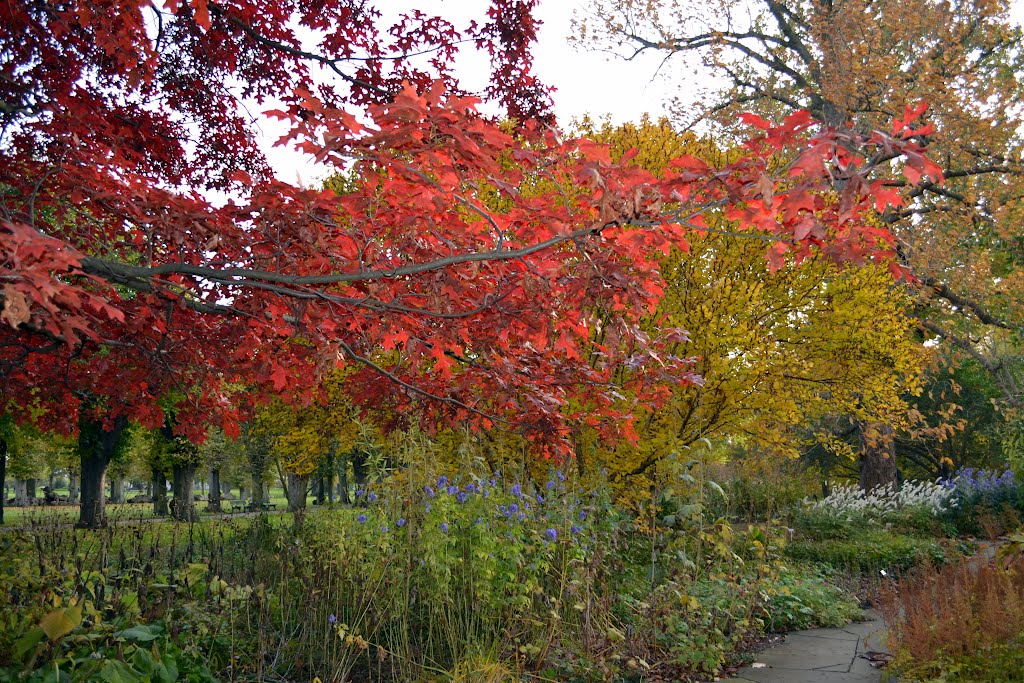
475,517,484,525
579,510,587,521
465,483,477,493
545,528,557,542
546,480,554,490
516,512,526,521
437,475,449,487
440,522,449,533
397,517,406,527
367,492,378,503
489,478,497,487
483,489,490,498
328,614,337,624
356,514,367,524
557,471,566,482
380,525,388,533
424,486,435,498
511,483,522,498
355,489,365,498
508,503,519,514
457,492,468,503
570,525,581,535
447,485,458,496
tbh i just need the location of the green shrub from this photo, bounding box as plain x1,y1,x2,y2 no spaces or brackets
763,565,863,632
785,529,946,572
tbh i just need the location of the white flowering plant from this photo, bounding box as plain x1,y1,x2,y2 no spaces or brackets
804,480,957,522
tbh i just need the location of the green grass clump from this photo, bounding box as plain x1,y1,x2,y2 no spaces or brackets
785,529,946,573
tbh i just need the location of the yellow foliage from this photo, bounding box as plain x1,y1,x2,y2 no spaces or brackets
574,117,926,490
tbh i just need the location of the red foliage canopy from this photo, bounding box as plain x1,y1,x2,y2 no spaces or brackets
0,0,938,453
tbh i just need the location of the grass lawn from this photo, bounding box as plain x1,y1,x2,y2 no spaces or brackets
0,487,310,526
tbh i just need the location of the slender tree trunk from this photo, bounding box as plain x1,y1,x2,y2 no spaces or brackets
207,467,222,512
170,462,197,522
48,470,56,490
152,468,169,516
0,437,6,524
26,478,36,503
68,471,79,504
859,422,898,492
337,453,350,504
313,474,324,505
352,451,369,496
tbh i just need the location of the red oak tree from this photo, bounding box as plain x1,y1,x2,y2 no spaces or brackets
0,0,935,526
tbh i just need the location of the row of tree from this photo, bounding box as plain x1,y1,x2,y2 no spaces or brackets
1,0,1021,529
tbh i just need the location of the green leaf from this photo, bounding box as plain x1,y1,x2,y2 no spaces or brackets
705,480,727,499
100,660,141,683
13,627,45,660
114,624,161,642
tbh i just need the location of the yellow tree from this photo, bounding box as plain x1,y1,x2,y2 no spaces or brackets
574,117,926,491
257,370,361,513
576,0,1024,416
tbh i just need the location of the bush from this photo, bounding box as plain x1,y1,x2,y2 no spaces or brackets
785,529,946,573
763,565,863,632
879,554,1024,682
939,468,1023,537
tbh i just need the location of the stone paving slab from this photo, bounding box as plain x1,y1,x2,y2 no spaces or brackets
730,610,893,683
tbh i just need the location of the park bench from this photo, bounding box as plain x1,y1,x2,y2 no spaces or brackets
232,501,277,513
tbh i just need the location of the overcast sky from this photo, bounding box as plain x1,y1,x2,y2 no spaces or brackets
262,0,1024,186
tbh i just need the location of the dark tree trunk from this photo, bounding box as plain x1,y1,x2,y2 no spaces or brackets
152,468,169,516
26,478,36,503
352,451,369,496
313,474,324,505
68,471,79,504
286,472,309,513
170,462,197,522
0,437,6,524
859,422,898,492
76,415,127,529
337,453,350,504
207,467,222,512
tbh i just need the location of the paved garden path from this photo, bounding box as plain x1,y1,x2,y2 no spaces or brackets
730,610,894,683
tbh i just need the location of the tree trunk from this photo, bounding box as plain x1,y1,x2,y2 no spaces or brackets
352,451,369,496
152,468,169,516
68,471,79,504
313,474,324,505
207,467,222,512
337,454,350,504
14,479,28,506
26,478,36,503
170,462,197,522
286,472,309,513
859,422,898,492
0,437,6,524
250,472,264,505
77,415,127,528
110,476,125,504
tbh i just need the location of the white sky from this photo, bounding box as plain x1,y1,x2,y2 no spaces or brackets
262,0,1024,186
